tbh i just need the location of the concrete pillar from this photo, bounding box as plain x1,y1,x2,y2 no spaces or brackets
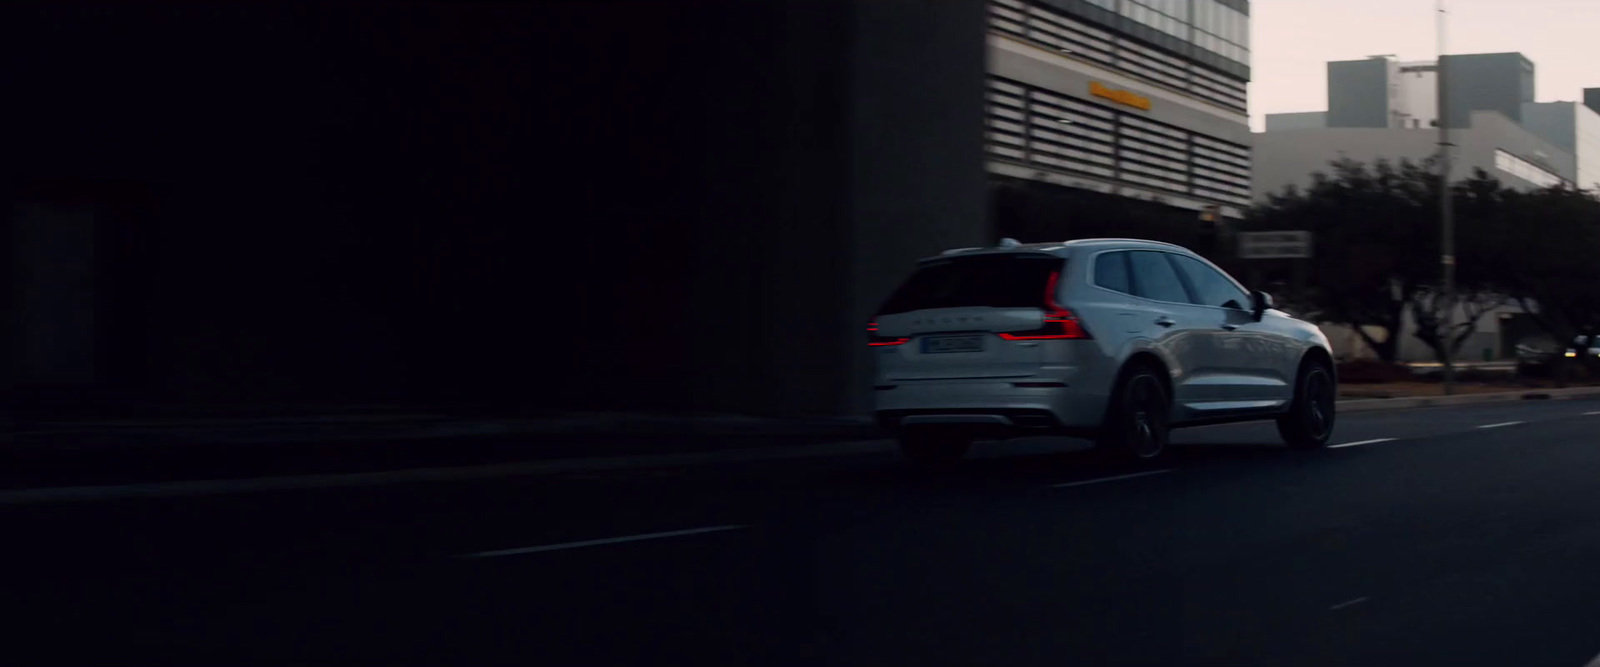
840,0,990,415
685,0,990,417
12,202,98,388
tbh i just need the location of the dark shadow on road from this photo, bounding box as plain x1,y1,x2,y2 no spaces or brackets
795,436,1308,494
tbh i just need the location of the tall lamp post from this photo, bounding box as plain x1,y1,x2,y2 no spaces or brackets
1437,0,1457,394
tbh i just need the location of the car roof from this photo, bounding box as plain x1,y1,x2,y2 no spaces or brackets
922,238,1190,262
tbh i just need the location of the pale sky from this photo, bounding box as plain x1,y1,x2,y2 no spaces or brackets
1248,0,1600,131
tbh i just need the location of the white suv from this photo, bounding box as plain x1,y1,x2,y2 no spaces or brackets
871,238,1336,463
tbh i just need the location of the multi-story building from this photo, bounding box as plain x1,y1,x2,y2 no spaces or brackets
1255,51,1595,364
1255,109,1574,197
1306,53,1534,131
1323,56,1415,129
1257,52,1576,199
1522,101,1600,191
984,0,1254,218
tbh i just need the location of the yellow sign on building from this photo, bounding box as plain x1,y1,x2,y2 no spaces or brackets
1089,81,1152,111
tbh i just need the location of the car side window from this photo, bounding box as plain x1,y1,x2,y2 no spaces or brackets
1171,254,1251,310
1128,251,1191,303
1093,251,1132,294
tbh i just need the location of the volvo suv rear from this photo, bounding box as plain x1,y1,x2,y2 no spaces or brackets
872,238,1337,464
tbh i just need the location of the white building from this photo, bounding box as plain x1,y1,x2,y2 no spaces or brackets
1394,60,1437,129
1258,51,1596,197
1255,109,1573,200
1522,101,1600,191
1254,52,1586,363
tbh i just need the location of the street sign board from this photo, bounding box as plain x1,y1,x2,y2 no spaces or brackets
1238,231,1313,259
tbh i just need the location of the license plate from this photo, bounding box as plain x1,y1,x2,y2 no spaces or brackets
922,335,985,354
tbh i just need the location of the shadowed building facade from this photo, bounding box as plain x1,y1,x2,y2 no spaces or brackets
6,0,1247,418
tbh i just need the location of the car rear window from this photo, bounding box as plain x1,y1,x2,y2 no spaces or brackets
878,253,1064,315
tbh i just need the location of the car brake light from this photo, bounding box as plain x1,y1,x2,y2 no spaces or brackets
997,309,1091,340
997,269,1093,340
868,321,909,347
1042,269,1064,311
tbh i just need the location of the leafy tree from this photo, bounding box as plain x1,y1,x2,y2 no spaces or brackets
1405,169,1513,372
1245,157,1502,367
1489,183,1600,381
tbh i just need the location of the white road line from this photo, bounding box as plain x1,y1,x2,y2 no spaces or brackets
1329,438,1397,449
461,525,748,559
1585,648,1600,667
1585,411,1600,416
1477,421,1525,429
1328,596,1369,611
1049,469,1173,489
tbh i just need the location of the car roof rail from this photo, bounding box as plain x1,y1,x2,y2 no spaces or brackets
1071,237,1186,250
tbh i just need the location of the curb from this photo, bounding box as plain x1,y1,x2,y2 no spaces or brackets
0,439,904,506
1339,386,1600,414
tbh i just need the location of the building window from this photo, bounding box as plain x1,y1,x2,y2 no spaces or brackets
1494,149,1565,188
981,72,1252,204
1189,0,1249,67
989,0,1248,109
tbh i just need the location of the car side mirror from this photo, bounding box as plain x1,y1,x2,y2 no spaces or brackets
1251,290,1274,321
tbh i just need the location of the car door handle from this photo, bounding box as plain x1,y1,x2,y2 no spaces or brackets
1222,324,1239,331
1155,316,1177,327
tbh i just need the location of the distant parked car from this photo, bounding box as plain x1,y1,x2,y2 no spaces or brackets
871,238,1338,464
1568,335,1600,359
1515,335,1600,377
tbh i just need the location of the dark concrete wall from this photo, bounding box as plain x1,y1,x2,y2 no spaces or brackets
5,0,989,417
683,0,990,416
1327,59,1390,128
1441,53,1535,129
10,2,418,406
843,0,990,415
1522,103,1578,153
678,0,859,416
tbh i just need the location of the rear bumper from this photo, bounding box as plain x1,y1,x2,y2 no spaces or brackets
873,379,1109,435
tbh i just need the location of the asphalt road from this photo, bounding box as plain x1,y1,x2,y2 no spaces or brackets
9,399,1600,666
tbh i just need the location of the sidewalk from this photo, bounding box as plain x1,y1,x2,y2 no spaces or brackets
6,387,1593,451
0,410,888,490
5,391,1600,490
8,384,1600,461
0,410,885,454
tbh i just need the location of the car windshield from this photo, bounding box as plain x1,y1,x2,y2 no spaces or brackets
878,254,1063,315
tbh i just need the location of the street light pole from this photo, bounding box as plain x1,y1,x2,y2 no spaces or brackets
1437,0,1457,395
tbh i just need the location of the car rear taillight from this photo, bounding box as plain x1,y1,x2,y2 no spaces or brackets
997,309,1091,340
868,321,909,347
997,269,1093,340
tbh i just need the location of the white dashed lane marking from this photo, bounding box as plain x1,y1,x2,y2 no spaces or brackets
1329,438,1397,449
1048,469,1173,489
1328,597,1369,611
460,525,749,559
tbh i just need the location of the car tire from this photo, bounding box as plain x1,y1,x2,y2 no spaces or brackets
1277,358,1337,449
1097,363,1171,462
898,428,973,466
